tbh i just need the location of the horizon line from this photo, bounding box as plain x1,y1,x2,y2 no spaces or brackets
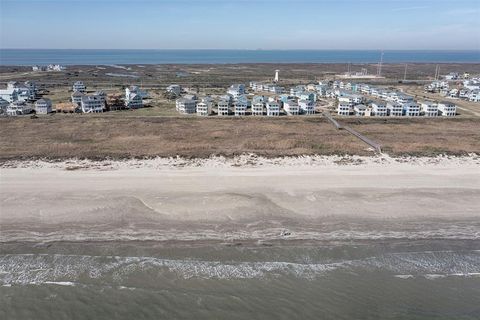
1,48,479,51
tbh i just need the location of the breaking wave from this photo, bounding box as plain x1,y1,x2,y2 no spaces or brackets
1,251,479,286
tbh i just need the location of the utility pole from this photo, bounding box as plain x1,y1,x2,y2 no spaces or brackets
403,64,407,81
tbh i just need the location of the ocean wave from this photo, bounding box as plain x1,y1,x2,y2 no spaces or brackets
1,251,479,286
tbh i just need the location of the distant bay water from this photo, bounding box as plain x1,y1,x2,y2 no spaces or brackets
0,49,479,65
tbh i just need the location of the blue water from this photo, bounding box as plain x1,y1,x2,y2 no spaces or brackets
0,49,479,65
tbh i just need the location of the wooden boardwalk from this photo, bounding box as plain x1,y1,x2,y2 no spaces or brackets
323,112,382,153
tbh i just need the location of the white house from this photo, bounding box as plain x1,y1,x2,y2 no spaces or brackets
251,101,264,116
227,84,245,98
420,101,438,117
0,97,10,114
167,84,182,96
34,98,52,114
71,91,85,106
5,82,28,102
338,96,354,107
6,101,33,116
337,102,351,116
354,104,367,116
266,101,280,116
125,87,144,109
217,99,230,116
196,97,213,116
176,98,196,114
94,91,107,103
437,101,456,117
81,95,104,113
73,81,86,93
403,102,420,116
125,93,143,109
0,88,19,103
126,86,149,99
371,101,387,116
468,89,480,102
234,100,248,116
298,99,315,115
395,94,415,104
284,101,300,115
24,81,37,100
290,85,306,97
387,102,403,116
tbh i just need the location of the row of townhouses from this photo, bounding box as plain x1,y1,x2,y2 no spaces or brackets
1,79,148,116
425,78,480,102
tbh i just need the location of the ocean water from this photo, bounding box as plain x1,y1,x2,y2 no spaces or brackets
0,49,479,65
1,240,480,319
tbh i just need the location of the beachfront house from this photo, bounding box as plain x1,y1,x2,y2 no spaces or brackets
176,98,196,114
437,101,456,117
269,86,284,94
167,84,182,96
0,98,9,114
266,101,280,116
34,98,52,114
284,100,300,115
196,97,213,116
299,92,316,103
94,91,107,103
24,81,37,100
290,85,306,97
395,93,415,104
217,99,230,116
81,95,104,113
125,87,144,109
298,99,315,115
6,101,33,116
251,101,264,116
468,89,480,102
387,102,403,117
316,84,328,96
354,104,367,116
73,81,86,93
71,91,85,106
420,101,438,117
402,102,420,116
126,86,149,99
338,96,354,107
371,101,387,116
227,84,245,98
234,99,248,116
6,81,33,102
337,102,351,116
0,88,19,103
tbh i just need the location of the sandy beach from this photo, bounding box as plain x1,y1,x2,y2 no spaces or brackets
2,155,479,243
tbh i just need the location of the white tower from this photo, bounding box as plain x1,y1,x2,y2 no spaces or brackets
274,70,279,82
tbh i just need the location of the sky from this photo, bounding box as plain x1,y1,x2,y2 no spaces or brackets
0,0,479,50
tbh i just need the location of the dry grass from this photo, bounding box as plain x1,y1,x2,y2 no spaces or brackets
1,116,479,161
0,116,370,161
343,117,480,156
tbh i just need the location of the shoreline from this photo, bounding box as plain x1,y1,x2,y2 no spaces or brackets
1,154,479,243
